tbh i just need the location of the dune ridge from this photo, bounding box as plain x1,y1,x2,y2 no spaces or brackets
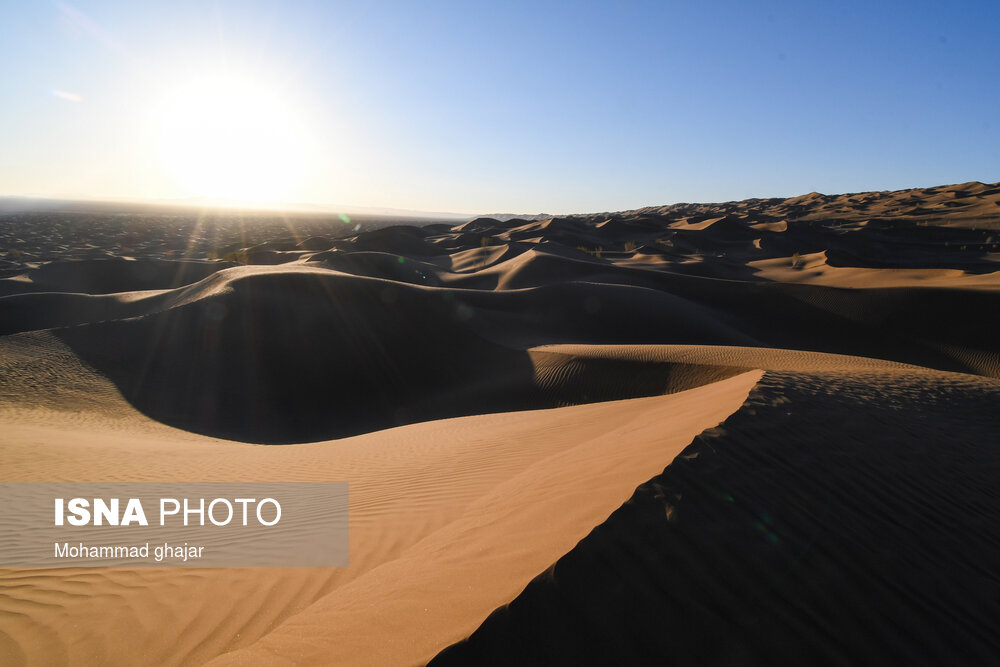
2,181,1000,665
432,367,1000,665
0,334,761,665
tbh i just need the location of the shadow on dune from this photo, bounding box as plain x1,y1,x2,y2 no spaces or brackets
15,180,1000,440
0,257,232,296
43,253,1000,442
53,270,748,443
432,370,1000,666
55,271,536,443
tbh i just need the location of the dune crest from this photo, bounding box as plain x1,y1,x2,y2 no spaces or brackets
0,337,760,665
2,181,1000,664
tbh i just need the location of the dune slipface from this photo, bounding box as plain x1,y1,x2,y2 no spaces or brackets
1,182,1000,665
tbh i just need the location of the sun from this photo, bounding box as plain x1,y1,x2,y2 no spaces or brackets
156,72,310,205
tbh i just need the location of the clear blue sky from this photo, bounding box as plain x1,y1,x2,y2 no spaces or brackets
1,1,997,213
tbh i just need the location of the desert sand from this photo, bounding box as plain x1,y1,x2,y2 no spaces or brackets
2,181,1000,665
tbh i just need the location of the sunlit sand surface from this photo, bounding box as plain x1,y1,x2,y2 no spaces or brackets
2,181,1000,664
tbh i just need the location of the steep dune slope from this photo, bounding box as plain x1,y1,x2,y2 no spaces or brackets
0,332,760,666
433,368,1000,665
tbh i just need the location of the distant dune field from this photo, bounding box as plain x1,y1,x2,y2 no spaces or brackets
2,181,1000,665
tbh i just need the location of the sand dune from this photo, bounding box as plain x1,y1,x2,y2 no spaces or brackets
2,181,1000,665
433,367,1000,665
0,332,759,665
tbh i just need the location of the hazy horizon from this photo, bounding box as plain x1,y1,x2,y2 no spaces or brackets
3,176,1000,221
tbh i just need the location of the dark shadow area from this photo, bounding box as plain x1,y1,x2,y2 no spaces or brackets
432,370,1000,666
50,268,766,443
41,258,1000,443
0,258,232,296
55,271,539,443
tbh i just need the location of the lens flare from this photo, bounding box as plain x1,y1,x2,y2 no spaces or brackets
51,89,83,102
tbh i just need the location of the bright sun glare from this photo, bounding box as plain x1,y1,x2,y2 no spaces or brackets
156,73,309,205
